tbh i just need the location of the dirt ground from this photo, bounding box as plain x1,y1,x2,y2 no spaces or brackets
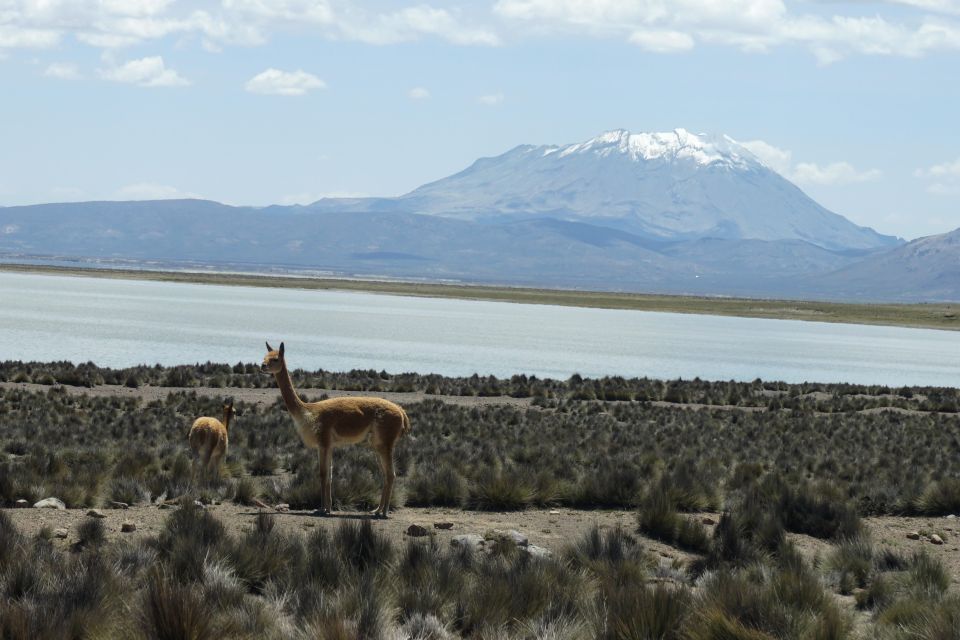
0,381,534,409
2,503,647,555
6,503,960,588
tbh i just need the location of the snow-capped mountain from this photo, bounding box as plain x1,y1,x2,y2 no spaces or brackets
315,128,898,252
7,127,947,300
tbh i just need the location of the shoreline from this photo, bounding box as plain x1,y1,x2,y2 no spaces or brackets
2,262,958,332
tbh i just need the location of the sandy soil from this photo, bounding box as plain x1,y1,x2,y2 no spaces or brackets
0,381,533,409
7,504,960,587
2,503,695,566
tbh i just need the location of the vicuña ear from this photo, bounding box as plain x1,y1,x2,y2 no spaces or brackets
279,342,285,357
266,341,274,352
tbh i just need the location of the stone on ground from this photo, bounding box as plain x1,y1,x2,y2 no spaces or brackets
33,497,66,510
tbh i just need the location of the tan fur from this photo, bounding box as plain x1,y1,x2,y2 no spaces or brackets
262,342,411,517
188,403,234,481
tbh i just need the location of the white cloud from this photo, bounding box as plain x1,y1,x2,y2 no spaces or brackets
408,86,430,100
225,1,498,46
492,0,960,60
245,68,325,96
927,182,960,195
0,25,60,49
741,139,880,185
44,62,81,79
479,92,504,105
114,183,201,200
99,56,188,87
0,1,497,54
792,161,882,185
1,0,957,61
628,29,695,52
916,157,960,178
740,139,793,175
887,0,960,15
916,156,960,195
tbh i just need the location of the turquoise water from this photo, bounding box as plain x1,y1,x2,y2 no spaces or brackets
1,271,958,386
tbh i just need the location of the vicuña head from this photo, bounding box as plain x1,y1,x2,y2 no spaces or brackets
262,341,284,374
261,340,411,518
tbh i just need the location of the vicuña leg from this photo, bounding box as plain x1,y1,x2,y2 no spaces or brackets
316,446,333,516
373,444,396,518
201,448,215,484
208,451,222,480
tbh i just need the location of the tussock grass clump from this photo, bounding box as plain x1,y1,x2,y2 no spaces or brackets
0,533,124,639
690,558,851,640
829,536,874,585
140,566,216,640
397,540,465,621
335,520,393,572
913,479,960,516
467,470,535,511
637,485,710,554
405,464,468,508
603,584,691,640
77,516,107,549
776,481,862,541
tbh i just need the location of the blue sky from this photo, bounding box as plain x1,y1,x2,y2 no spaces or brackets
1,0,959,240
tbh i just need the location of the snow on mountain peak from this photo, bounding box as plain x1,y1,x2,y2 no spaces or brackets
543,128,760,169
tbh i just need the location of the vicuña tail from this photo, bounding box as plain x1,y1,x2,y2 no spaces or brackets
401,409,411,435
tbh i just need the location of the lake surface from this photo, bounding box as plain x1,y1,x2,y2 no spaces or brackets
1,271,958,387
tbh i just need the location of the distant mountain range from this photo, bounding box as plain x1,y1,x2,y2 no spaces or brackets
0,128,956,302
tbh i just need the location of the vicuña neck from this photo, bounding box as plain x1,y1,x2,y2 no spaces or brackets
274,364,306,415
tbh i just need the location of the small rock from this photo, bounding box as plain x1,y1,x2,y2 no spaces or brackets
702,517,717,526
120,522,136,533
33,497,66,510
406,524,429,537
433,522,454,530
907,531,921,540
549,510,560,515
275,503,290,513
525,544,552,559
110,501,129,510
947,514,956,519
193,500,206,509
931,534,945,545
53,528,69,539
86,509,107,519
451,534,485,550
14,499,28,508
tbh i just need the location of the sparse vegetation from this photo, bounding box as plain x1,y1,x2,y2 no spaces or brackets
2,362,960,636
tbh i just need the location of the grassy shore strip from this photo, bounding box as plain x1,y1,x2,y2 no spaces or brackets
3,262,959,331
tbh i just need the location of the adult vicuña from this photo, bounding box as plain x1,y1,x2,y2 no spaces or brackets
188,401,237,482
262,342,411,517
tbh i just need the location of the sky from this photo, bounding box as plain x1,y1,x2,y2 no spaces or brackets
1,1,959,240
